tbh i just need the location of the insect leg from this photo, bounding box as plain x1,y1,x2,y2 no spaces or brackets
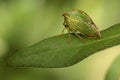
75,32,85,43
71,30,85,43
67,28,71,43
62,28,66,34
60,28,66,36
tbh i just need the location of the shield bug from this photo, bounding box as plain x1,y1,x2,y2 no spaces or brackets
62,10,101,42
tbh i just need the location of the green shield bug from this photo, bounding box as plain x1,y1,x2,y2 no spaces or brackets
62,10,101,42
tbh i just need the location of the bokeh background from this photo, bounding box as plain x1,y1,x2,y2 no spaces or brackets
0,0,120,80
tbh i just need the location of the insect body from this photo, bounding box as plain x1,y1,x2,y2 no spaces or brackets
62,10,101,42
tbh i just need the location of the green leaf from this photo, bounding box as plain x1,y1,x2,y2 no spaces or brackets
8,23,120,68
105,54,120,80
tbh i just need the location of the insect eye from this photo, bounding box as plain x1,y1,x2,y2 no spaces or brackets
88,22,94,26
91,22,94,25
63,22,69,27
64,24,69,27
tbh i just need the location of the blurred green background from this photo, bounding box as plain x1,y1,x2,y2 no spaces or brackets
0,0,120,80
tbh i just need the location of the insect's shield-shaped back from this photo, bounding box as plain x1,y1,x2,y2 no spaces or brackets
62,10,101,39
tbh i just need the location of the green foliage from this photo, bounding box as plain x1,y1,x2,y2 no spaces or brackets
105,54,120,80
7,23,120,68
